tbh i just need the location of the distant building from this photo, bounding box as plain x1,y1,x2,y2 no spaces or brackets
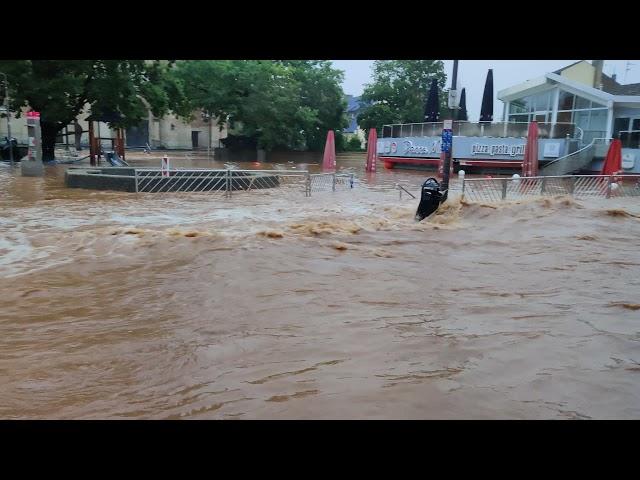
343,95,368,148
1,105,227,152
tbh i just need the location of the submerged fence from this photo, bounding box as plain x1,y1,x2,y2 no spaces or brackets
462,175,640,202
133,168,355,197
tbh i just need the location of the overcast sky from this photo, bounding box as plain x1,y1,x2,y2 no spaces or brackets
331,60,640,121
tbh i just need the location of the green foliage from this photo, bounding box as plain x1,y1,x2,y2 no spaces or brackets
357,60,448,132
171,60,347,151
0,60,181,159
342,135,364,152
0,60,178,128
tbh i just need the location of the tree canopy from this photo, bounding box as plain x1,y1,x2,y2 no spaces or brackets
170,60,348,151
357,60,449,132
0,60,182,159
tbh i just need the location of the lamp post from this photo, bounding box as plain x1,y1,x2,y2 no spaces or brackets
440,60,459,198
0,72,14,166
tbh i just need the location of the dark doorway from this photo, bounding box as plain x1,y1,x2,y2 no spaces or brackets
192,131,200,149
126,120,149,147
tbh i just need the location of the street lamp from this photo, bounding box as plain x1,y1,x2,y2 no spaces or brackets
441,60,459,197
0,72,14,166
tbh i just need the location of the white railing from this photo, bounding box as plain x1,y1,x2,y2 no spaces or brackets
133,168,355,197
462,174,640,202
541,137,611,176
381,121,578,139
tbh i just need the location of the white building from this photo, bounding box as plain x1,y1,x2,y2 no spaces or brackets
498,60,640,172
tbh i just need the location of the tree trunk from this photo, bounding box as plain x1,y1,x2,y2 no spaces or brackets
40,121,61,161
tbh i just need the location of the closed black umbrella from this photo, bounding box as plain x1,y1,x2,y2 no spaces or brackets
457,88,468,121
423,78,440,123
479,69,493,122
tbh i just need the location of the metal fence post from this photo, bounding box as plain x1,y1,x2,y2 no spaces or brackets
226,169,231,198
134,169,139,193
502,179,508,200
332,173,336,192
540,177,546,194
569,176,575,196
350,173,354,189
305,172,311,197
461,177,466,199
606,175,613,198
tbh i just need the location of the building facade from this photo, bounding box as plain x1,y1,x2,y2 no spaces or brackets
343,95,367,148
1,106,227,152
498,61,640,149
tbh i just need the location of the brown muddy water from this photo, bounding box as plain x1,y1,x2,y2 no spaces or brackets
1,152,639,419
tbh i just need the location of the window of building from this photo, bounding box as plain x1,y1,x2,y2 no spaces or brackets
534,92,550,113
558,91,575,110
556,111,572,123
574,96,591,110
509,101,528,115
617,117,640,148
614,117,630,137
573,110,590,134
509,114,529,123
589,110,607,132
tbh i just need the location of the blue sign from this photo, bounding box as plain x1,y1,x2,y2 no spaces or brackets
441,129,453,153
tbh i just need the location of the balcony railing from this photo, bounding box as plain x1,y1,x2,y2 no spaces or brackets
381,121,577,140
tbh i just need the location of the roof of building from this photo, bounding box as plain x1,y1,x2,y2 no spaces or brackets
343,95,371,133
552,60,640,96
346,94,367,113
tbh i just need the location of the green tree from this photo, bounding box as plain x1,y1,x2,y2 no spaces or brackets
275,61,347,151
171,60,347,151
357,60,448,133
0,60,181,160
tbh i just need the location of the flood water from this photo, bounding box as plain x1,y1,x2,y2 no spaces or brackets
1,152,639,419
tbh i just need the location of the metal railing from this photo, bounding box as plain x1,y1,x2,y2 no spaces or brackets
462,174,640,202
541,137,611,176
133,168,355,197
396,183,416,200
381,121,578,139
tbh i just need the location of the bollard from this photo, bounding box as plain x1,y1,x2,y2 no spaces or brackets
161,155,170,177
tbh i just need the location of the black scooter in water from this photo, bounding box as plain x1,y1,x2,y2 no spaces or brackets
415,177,446,222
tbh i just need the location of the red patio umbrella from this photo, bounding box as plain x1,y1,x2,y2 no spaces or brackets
601,139,622,176
322,130,336,171
365,128,377,173
522,121,539,177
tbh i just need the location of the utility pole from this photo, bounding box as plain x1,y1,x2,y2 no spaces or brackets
0,72,13,166
440,60,459,199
